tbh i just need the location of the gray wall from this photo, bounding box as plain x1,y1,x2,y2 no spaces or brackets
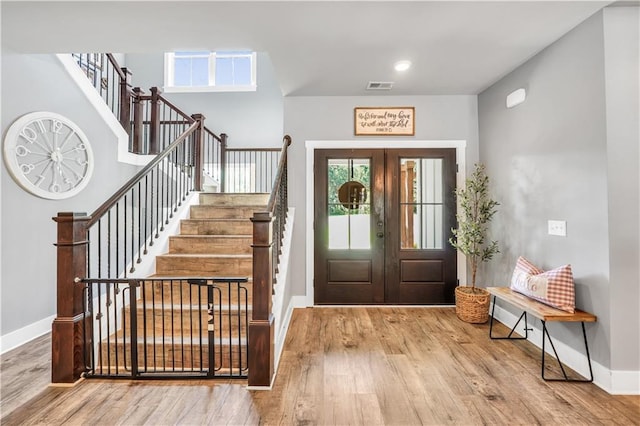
284,95,480,299
1,52,138,338
603,7,640,373
124,52,283,148
478,9,639,373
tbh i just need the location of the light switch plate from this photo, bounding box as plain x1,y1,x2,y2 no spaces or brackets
548,220,567,236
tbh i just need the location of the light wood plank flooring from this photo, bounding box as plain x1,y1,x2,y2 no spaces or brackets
2,307,638,425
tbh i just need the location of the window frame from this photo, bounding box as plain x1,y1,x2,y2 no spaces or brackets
163,51,257,93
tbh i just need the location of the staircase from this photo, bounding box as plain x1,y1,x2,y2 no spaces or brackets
52,54,290,385
96,192,269,378
156,192,268,277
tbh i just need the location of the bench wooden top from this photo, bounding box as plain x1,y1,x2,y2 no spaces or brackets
487,287,597,323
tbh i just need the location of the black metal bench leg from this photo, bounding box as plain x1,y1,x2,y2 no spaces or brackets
489,296,529,340
581,322,595,382
541,321,594,383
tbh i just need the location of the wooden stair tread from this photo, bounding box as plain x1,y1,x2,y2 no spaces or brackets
171,234,251,238
158,253,251,258
182,218,251,222
193,205,266,208
104,337,247,345
147,275,253,281
129,303,251,309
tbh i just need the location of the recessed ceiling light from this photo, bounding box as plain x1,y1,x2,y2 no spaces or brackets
394,60,412,72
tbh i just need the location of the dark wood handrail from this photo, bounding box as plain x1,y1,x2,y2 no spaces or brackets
139,120,196,125
226,147,281,153
157,93,196,124
204,127,223,143
87,121,199,227
266,135,292,212
106,54,127,81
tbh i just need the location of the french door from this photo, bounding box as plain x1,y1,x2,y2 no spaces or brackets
314,148,457,304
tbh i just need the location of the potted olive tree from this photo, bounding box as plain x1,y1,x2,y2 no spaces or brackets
449,163,499,323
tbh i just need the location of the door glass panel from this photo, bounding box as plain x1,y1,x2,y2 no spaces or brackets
327,158,371,249
400,158,443,249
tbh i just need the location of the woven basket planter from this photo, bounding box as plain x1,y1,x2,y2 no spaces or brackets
455,286,491,324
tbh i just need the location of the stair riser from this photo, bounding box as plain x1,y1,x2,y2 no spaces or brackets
190,206,260,220
180,220,252,235
169,236,252,254
199,193,269,206
123,309,249,335
99,342,247,370
139,282,253,305
155,257,252,276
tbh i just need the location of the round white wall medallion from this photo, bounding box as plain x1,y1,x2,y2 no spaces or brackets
3,111,94,200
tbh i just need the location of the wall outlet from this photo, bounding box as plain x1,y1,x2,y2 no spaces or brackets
548,220,567,237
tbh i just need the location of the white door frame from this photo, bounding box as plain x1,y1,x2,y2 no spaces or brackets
305,139,467,306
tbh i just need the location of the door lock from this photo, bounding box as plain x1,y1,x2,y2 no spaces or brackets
377,232,384,238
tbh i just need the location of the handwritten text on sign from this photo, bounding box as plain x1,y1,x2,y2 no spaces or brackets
354,107,415,136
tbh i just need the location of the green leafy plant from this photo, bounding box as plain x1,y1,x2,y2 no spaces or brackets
449,163,499,291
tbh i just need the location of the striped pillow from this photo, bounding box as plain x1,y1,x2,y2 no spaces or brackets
510,256,575,313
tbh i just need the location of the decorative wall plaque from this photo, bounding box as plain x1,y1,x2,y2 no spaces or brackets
354,107,415,136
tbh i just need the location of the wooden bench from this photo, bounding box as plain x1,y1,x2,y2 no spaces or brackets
487,286,597,382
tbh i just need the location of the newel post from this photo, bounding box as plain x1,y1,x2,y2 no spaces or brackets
149,87,162,155
51,212,90,384
131,87,144,154
119,67,133,134
220,133,228,193
192,113,205,192
249,212,275,387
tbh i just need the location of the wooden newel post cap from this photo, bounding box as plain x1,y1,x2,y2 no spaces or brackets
53,212,89,221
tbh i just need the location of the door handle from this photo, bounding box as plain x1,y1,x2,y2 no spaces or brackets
377,232,384,238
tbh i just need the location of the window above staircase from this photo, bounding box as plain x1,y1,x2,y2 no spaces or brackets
164,51,257,93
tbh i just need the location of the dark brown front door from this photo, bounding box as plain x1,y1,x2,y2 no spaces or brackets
314,148,457,304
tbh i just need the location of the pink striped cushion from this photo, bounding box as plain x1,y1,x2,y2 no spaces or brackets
510,256,575,313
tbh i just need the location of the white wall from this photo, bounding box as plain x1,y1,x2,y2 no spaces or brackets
124,52,283,148
478,8,640,391
603,6,640,376
0,52,139,350
283,95,480,306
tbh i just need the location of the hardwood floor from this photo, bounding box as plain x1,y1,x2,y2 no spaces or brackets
2,307,638,425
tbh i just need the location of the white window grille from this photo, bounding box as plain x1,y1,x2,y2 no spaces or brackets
164,51,257,93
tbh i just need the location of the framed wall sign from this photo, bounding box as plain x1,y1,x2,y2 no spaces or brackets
354,107,415,136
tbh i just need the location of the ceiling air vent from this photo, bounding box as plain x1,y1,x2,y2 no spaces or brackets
366,81,394,91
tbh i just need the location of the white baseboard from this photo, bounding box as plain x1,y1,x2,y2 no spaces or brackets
491,304,639,395
250,296,306,392
610,370,640,395
246,385,272,391
127,191,198,279
273,296,307,374
0,314,55,354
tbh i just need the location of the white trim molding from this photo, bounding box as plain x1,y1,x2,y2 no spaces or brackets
0,314,56,354
248,295,307,391
126,191,199,279
609,370,640,395
250,208,306,391
272,208,296,366
304,139,467,307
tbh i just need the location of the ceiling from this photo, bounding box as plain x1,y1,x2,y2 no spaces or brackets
1,1,620,96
